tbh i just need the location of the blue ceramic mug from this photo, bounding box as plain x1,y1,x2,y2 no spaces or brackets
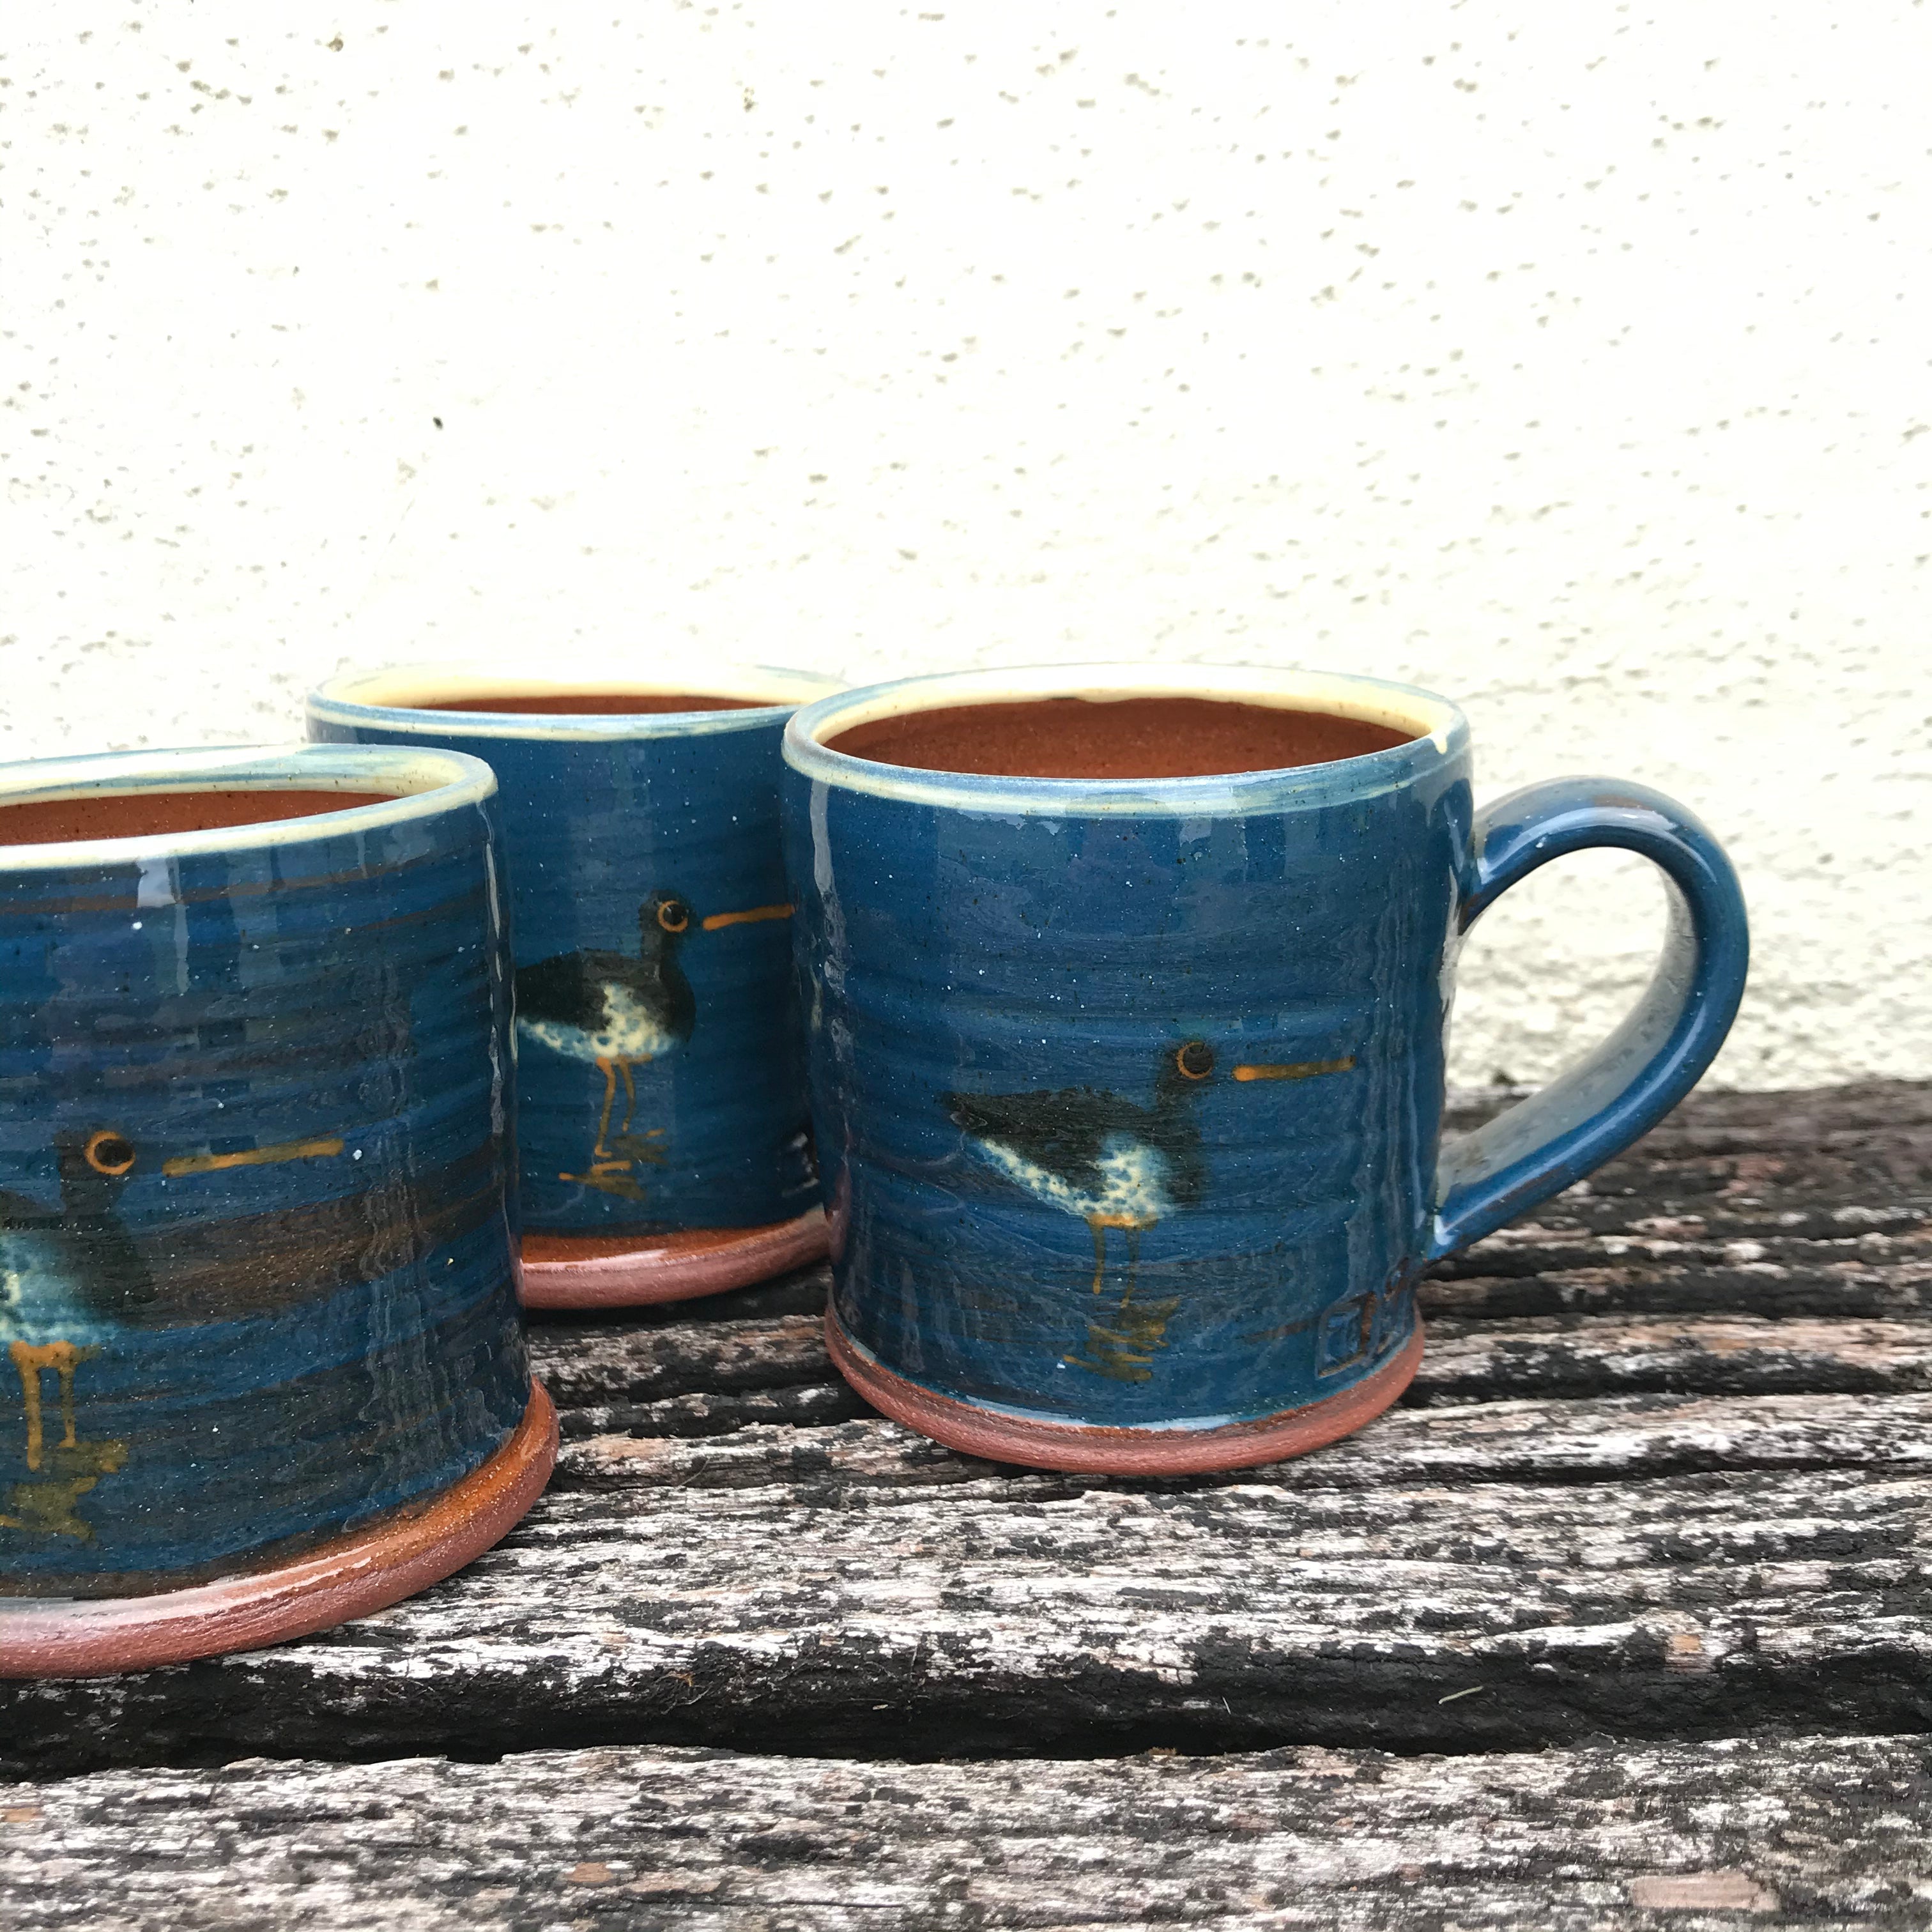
783,664,1749,1475
308,664,843,1307
0,746,553,1676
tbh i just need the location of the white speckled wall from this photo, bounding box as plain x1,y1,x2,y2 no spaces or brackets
4,4,1926,1089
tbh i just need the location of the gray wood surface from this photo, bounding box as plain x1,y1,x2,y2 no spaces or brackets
5,1734,1930,1931
3,1082,1930,1925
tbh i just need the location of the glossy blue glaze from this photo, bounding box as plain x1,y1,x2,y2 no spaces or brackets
1433,778,1752,1258
783,665,1750,1441
0,746,528,1594
309,668,841,1236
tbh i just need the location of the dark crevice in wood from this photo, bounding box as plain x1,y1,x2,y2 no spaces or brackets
8,1675,1932,1787
551,1446,1932,1500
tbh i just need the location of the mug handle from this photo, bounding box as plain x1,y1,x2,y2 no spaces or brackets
1429,777,1750,1262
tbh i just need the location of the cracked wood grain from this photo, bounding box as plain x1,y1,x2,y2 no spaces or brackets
551,1390,1932,1496
4,1734,1929,1931
6,1449,1932,1774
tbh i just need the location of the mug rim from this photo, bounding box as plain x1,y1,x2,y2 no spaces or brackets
783,662,1469,815
309,660,845,742
0,743,499,871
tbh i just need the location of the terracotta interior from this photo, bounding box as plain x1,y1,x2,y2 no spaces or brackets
824,695,1417,779
413,692,766,716
0,789,402,847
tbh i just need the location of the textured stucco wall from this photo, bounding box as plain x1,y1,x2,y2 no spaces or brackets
4,3,1926,1091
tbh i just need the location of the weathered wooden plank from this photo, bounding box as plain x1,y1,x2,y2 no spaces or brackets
1563,1081,1932,1193
1434,1224,1932,1319
555,1379,871,1444
532,1308,831,1416
1440,1101,1932,1271
533,1304,1932,1446
551,1392,1932,1496
1448,1077,1932,1162
4,1733,1929,1931
1416,1313,1932,1400
6,1443,1932,1775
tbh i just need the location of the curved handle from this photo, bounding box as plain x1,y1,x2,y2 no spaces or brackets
1430,777,1749,1261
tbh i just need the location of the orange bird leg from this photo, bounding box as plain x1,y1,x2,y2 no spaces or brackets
591,1057,620,1161
10,1339,86,1472
1085,1213,1153,1297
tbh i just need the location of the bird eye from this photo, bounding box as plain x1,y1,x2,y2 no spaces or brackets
1176,1041,1215,1081
85,1131,136,1176
657,898,690,933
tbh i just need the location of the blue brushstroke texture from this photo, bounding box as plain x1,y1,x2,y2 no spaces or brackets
311,714,816,1235
0,768,527,1588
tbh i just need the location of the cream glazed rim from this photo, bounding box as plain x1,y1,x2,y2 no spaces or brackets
0,744,499,872
783,661,1470,816
309,660,846,741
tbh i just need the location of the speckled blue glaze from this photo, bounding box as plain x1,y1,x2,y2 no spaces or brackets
0,746,528,1595
309,667,841,1236
783,665,1750,1441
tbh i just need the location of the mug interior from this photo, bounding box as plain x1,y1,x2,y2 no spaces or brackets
0,788,404,846
0,747,496,866
786,666,1464,813
825,694,1416,781
315,664,841,727
413,692,765,717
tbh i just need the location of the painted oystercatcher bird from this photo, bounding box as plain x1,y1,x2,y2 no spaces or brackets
943,1043,1358,1383
514,889,795,1204
514,891,699,1193
0,1128,150,1512
944,1040,1220,1301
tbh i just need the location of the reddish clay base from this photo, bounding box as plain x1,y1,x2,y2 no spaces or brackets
520,1208,829,1309
826,1317,1424,1476
0,1380,558,1680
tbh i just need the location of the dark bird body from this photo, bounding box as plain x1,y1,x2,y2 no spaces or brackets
514,891,697,1177
514,892,697,1066
944,1041,1217,1296
0,1130,153,1340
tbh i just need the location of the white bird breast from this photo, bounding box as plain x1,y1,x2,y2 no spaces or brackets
517,983,678,1063
969,1134,1174,1227
0,1230,86,1342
